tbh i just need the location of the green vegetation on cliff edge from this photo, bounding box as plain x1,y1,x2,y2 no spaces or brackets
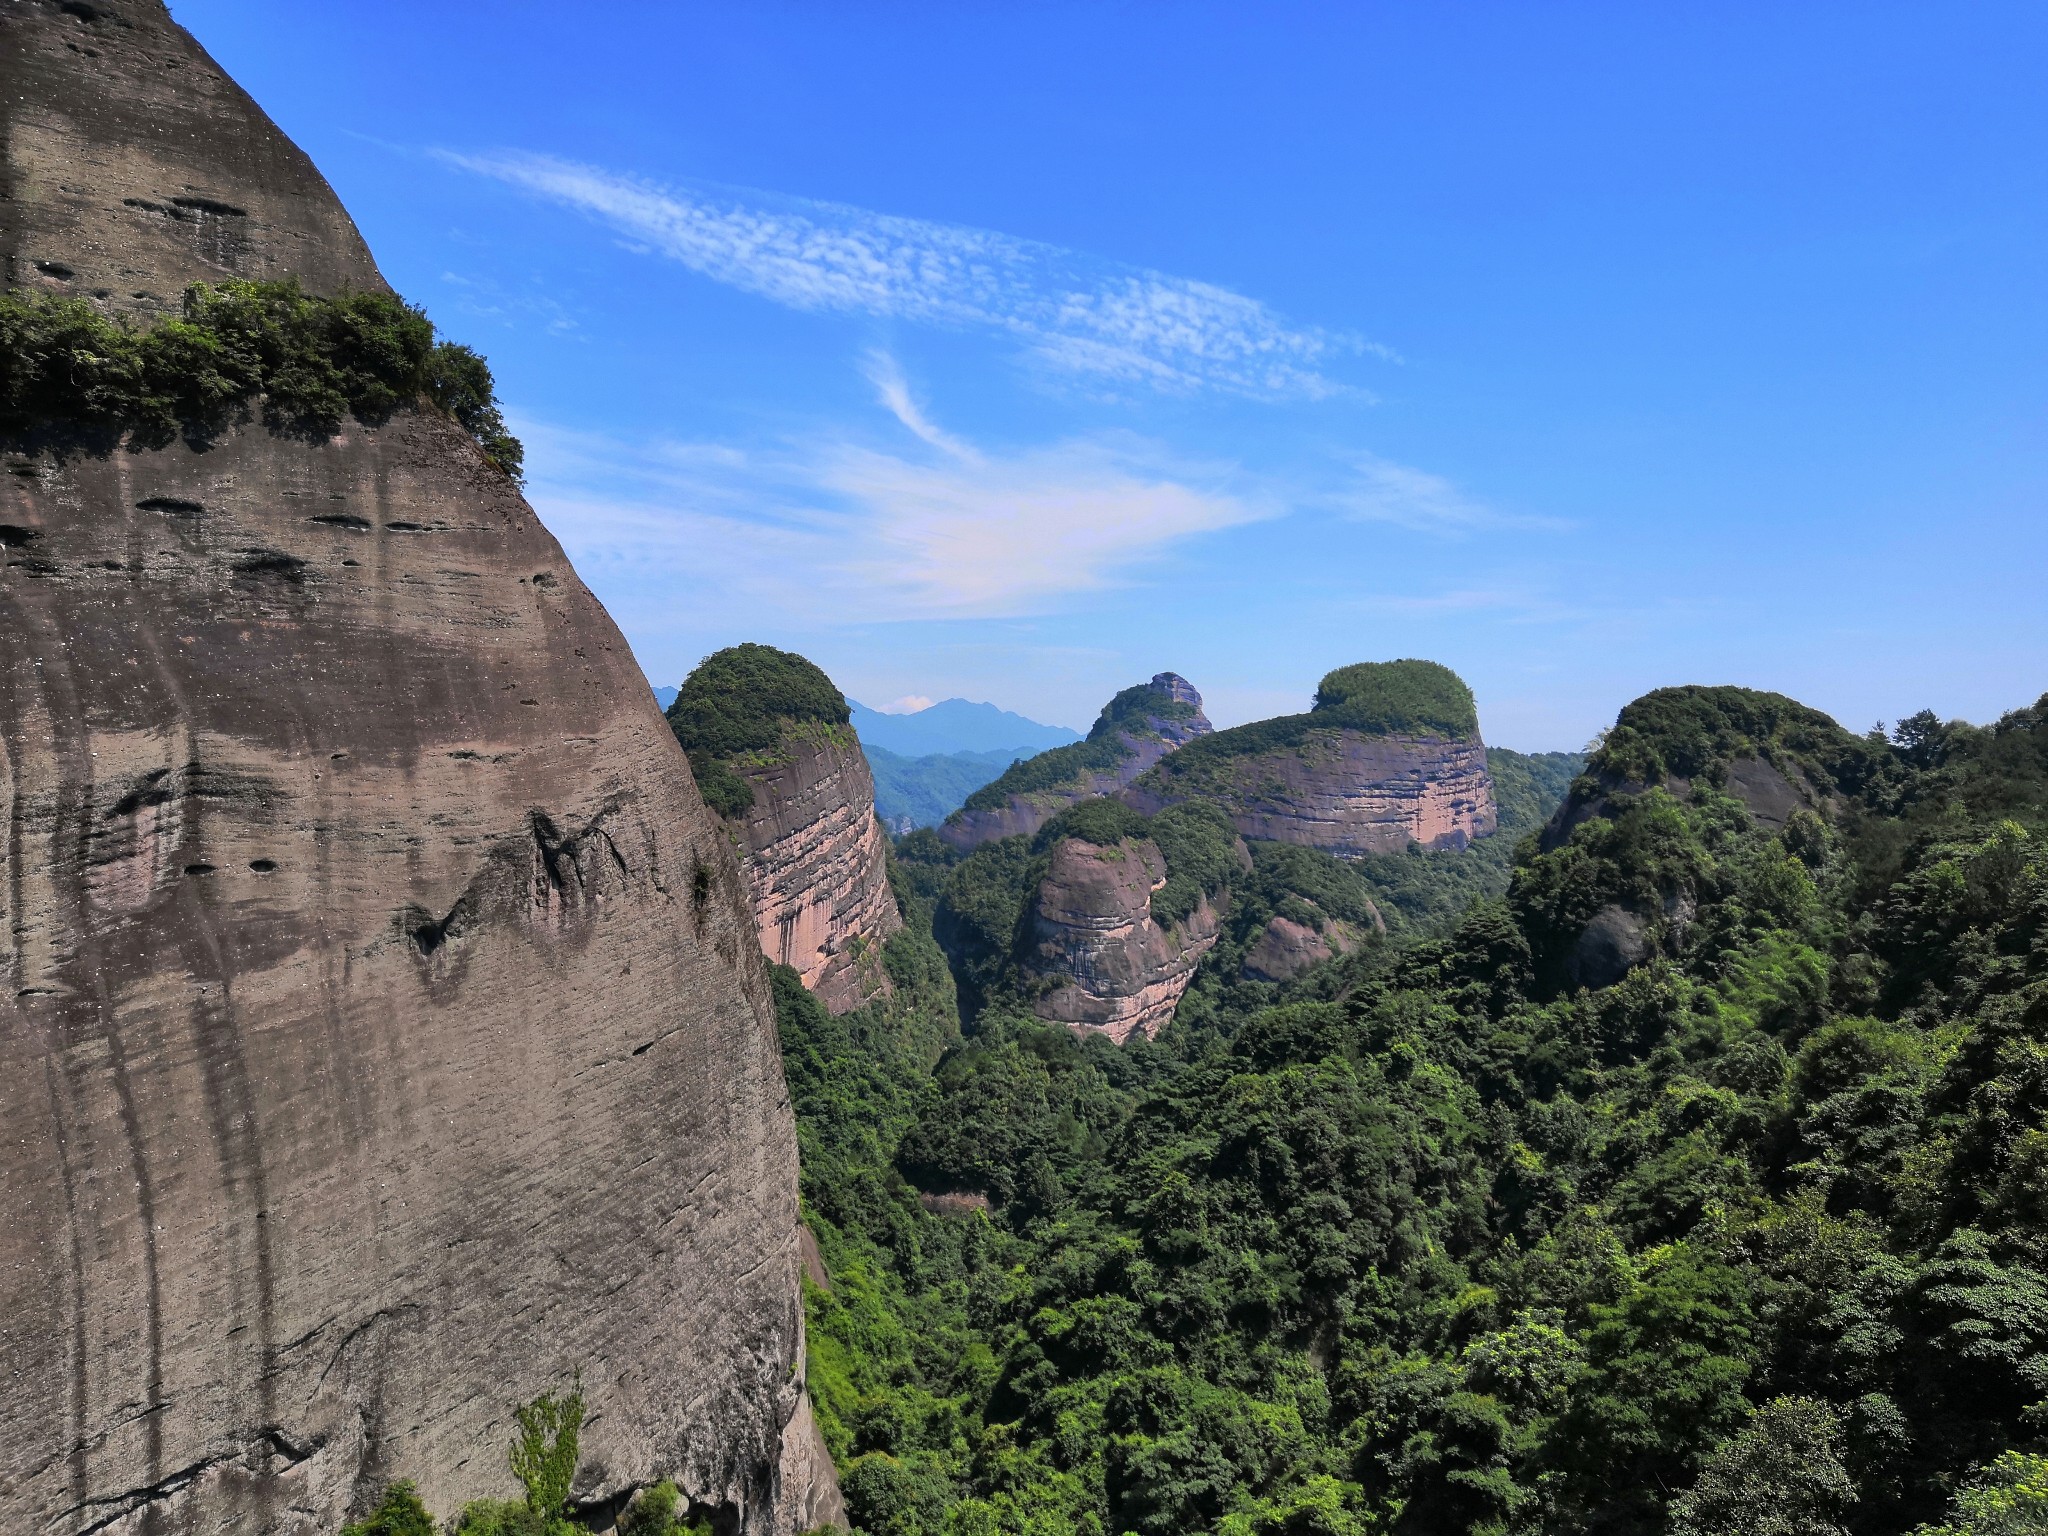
0,279,523,479
962,679,1205,814
667,642,853,817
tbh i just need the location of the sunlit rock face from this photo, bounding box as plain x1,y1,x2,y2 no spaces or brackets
940,673,1214,853
0,4,838,1532
1124,730,1498,857
1020,834,1236,1044
726,725,903,1013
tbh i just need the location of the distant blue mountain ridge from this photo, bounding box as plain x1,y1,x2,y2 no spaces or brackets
649,685,1079,757
648,684,1081,830
846,697,1082,757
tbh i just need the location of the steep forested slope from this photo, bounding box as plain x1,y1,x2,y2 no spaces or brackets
785,687,2048,1536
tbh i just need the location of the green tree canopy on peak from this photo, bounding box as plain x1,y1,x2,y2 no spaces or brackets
1311,658,1480,738
665,643,850,815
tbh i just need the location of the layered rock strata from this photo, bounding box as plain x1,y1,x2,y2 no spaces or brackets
0,5,837,1532
1125,729,1497,857
941,673,1212,851
726,725,902,1013
1022,835,1228,1043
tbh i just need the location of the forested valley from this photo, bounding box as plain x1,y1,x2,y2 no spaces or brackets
784,686,2048,1536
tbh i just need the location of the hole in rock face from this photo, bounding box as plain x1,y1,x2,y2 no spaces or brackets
184,863,216,877
170,195,248,218
692,864,713,907
136,496,203,517
234,549,307,580
57,2,99,21
309,513,371,530
34,260,75,279
383,521,426,532
532,571,558,589
0,525,40,548
249,859,277,873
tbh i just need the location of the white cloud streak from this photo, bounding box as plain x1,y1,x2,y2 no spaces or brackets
438,149,1374,398
1324,452,1572,535
517,395,1269,624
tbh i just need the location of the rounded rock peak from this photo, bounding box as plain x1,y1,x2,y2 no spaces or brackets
1149,672,1204,709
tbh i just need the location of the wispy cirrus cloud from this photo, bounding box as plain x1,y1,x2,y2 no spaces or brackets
437,148,1379,398
1322,451,1572,535
518,365,1270,624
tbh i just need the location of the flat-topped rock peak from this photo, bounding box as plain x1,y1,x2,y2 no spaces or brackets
1124,659,1498,856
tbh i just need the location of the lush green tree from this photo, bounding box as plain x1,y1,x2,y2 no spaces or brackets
343,1481,438,1536
1668,1396,1857,1536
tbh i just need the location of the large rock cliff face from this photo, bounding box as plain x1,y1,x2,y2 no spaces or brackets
726,725,902,1014
941,673,1212,852
0,6,837,1533
1020,835,1232,1044
1124,729,1497,857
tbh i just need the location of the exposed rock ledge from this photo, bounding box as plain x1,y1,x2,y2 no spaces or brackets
0,4,838,1529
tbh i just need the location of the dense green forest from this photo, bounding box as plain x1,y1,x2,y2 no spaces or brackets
786,685,2048,1536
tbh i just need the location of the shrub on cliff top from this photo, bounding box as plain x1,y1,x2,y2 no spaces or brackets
1312,658,1478,738
0,279,523,479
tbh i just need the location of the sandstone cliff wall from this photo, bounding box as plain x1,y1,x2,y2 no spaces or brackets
0,4,837,1531
941,673,1212,853
1021,836,1227,1044
728,727,902,1014
1124,730,1497,858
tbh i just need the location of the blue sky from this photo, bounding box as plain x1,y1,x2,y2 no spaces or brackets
177,2,2047,747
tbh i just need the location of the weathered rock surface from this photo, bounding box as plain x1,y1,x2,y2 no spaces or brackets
726,725,902,1013
1021,835,1228,1043
941,673,1212,852
1541,754,1830,853
1,0,386,313
1125,729,1498,857
1240,909,1378,985
0,5,837,1532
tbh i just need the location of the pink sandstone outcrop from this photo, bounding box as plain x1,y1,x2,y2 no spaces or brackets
1125,729,1497,857
1240,906,1382,985
941,673,1212,852
725,724,903,1013
0,6,838,1533
1021,834,1238,1043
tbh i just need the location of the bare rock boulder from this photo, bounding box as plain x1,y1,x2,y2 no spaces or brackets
1022,834,1229,1043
